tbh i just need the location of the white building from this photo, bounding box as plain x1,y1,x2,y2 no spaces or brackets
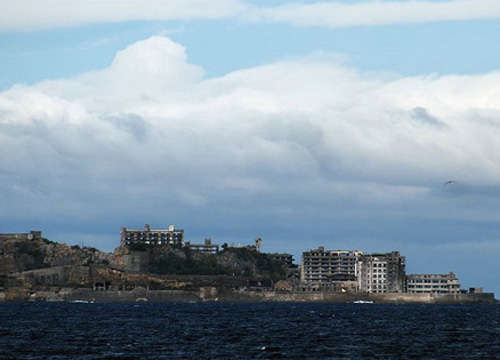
406,272,460,294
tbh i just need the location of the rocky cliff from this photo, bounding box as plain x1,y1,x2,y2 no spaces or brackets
0,236,112,276
140,245,287,280
0,236,288,292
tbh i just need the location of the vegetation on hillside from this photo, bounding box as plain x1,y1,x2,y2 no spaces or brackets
1,235,288,284
150,247,230,275
14,241,49,271
148,246,287,280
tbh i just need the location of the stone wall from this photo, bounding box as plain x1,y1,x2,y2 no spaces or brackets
8,266,92,287
67,288,200,302
124,251,150,273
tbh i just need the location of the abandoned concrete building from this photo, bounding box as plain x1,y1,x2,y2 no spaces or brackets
120,224,184,247
357,252,406,293
0,230,42,241
406,272,461,294
300,247,363,285
185,238,219,254
7,265,92,288
227,237,263,252
300,247,406,293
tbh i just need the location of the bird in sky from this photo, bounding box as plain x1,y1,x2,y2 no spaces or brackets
443,180,456,187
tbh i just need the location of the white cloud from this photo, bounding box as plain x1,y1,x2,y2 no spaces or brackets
0,0,246,31
252,0,500,28
3,0,500,31
2,36,500,225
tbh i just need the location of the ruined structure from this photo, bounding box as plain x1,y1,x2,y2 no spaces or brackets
301,247,362,284
255,237,262,252
406,272,460,294
300,248,406,293
357,251,406,293
120,224,184,247
1,228,495,303
226,237,263,252
300,247,363,291
0,230,42,241
185,238,219,254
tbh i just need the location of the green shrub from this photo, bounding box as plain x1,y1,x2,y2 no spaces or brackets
150,251,231,275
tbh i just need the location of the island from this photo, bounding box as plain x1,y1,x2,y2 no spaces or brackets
0,226,496,304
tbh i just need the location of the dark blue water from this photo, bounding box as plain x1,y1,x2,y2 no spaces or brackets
0,303,498,359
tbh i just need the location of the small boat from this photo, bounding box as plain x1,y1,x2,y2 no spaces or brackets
353,300,374,304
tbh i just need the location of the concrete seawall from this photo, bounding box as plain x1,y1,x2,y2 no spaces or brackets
68,289,200,303
226,290,496,304
0,288,496,303
228,291,496,304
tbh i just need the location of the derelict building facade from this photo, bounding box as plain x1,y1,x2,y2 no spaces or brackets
300,247,406,293
120,224,184,247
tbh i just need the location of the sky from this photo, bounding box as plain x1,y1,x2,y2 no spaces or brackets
1,0,499,295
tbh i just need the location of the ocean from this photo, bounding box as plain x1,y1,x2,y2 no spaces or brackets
0,302,498,359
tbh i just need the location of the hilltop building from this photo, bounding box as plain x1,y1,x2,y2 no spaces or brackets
255,237,262,252
406,272,460,294
0,230,42,241
185,238,219,254
469,287,483,294
120,224,184,247
226,237,263,252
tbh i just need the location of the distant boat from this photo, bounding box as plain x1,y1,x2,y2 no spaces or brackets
71,300,94,303
353,300,374,304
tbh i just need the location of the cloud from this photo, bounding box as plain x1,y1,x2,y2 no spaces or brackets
252,0,500,28
0,0,246,31
2,35,500,224
3,1,500,31
410,107,448,128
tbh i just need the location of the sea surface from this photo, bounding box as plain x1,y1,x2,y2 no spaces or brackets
0,302,498,359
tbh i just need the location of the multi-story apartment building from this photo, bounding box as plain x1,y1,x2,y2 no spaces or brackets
406,272,460,294
357,251,406,293
301,247,363,284
301,247,406,293
120,224,184,247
